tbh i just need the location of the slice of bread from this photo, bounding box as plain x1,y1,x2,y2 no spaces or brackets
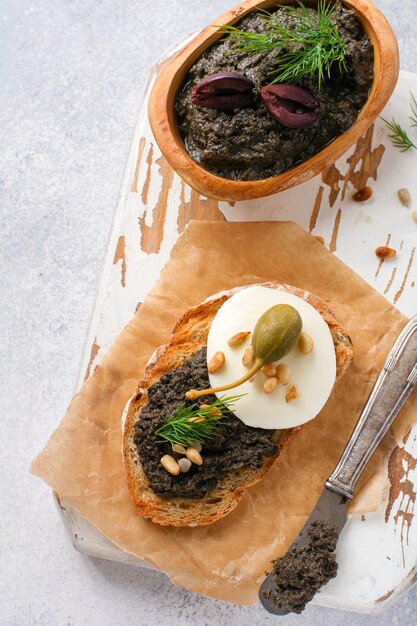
123,283,353,527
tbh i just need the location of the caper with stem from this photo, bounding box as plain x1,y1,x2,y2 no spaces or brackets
185,304,302,400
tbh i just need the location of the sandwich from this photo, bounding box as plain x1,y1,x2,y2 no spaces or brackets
123,282,353,526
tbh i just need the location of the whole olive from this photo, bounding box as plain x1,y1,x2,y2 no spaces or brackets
252,304,302,363
186,303,303,400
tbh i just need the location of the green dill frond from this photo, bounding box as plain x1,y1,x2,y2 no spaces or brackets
381,117,417,152
155,394,244,447
220,24,283,56
220,0,347,88
409,91,417,128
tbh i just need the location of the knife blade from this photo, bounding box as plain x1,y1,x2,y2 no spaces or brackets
259,314,417,615
259,487,347,615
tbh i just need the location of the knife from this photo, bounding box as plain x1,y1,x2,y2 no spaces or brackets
259,314,417,615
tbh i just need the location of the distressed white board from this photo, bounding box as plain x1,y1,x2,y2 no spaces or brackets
55,34,417,614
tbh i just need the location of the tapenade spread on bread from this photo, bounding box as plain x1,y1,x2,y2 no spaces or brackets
135,347,279,499
123,283,353,527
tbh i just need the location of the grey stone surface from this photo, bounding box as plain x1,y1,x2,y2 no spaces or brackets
1,1,416,624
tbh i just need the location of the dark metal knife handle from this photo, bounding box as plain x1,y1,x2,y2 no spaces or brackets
326,315,417,500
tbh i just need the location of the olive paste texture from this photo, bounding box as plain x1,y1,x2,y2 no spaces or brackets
175,1,374,181
262,520,339,613
134,347,280,499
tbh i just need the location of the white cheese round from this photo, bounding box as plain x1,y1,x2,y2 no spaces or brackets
207,286,336,429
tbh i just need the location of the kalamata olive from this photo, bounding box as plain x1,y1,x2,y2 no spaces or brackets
261,84,320,128
191,72,255,110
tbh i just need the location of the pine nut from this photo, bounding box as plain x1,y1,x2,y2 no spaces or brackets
276,363,291,385
160,454,180,475
186,447,203,465
352,186,372,202
412,210,417,223
200,404,222,418
242,345,255,367
298,332,314,354
189,442,203,453
285,385,298,403
263,377,278,394
228,331,251,348
178,458,192,473
208,351,225,373
188,416,205,423
261,363,276,377
172,443,186,454
398,188,411,208
375,246,396,259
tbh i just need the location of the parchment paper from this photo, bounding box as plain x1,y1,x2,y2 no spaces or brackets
31,221,417,605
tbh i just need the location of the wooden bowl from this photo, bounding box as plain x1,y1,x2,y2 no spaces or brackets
149,0,399,201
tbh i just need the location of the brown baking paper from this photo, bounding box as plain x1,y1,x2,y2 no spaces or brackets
31,221,417,605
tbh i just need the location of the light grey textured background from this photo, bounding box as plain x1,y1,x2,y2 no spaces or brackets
1,1,416,625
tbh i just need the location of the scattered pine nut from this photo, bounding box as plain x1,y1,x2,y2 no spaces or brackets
189,442,203,453
261,363,277,377
172,443,186,454
398,188,412,208
298,332,314,354
188,416,205,423
160,454,180,475
375,246,396,259
208,351,225,373
200,404,222,418
352,186,372,202
178,458,192,473
285,385,298,403
228,331,251,348
276,363,291,385
314,235,325,245
264,377,278,394
186,447,203,465
242,345,255,367
412,211,417,223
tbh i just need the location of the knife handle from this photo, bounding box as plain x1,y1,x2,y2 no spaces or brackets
326,315,417,500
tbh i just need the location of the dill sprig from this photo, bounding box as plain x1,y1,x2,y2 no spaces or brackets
155,394,244,447
220,1,347,88
380,91,417,152
381,118,417,152
410,91,417,128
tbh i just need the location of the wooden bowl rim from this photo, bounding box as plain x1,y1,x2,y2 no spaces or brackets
149,0,399,201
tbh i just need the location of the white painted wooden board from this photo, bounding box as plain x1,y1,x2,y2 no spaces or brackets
55,35,417,614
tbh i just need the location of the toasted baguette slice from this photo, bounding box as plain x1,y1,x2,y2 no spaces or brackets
123,283,353,527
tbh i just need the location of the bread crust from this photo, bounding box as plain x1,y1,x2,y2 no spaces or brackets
123,283,353,527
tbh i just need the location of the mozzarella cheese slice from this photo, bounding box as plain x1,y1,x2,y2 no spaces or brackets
207,286,336,429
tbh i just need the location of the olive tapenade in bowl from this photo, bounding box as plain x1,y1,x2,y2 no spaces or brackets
148,0,398,201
